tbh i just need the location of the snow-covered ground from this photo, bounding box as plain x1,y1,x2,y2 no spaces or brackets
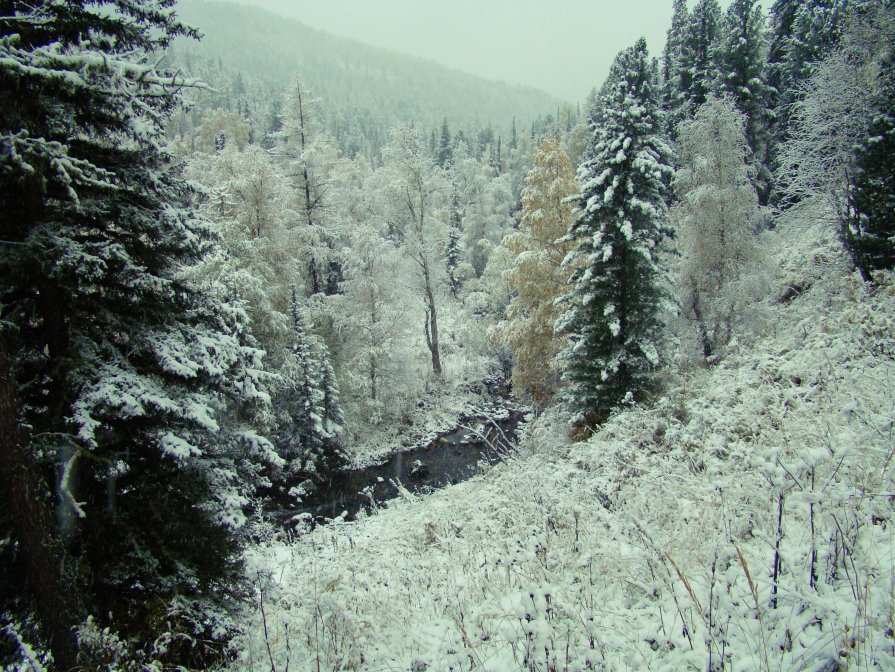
234,210,895,670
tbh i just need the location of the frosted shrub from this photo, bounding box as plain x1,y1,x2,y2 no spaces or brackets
672,96,764,361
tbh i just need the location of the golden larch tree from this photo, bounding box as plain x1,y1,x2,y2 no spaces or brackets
493,137,577,405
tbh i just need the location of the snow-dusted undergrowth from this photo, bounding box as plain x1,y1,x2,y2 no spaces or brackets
235,211,895,670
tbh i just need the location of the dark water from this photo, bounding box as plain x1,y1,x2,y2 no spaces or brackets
272,405,526,527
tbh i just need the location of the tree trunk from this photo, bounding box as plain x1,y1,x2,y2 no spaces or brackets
295,85,323,295
689,287,713,360
0,343,82,670
423,265,442,378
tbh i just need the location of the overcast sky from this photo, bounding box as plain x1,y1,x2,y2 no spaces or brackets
210,0,773,103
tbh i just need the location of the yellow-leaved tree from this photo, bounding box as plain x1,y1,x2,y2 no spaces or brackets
493,137,577,406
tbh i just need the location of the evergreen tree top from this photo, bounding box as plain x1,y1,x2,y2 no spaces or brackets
574,38,672,226
0,0,202,194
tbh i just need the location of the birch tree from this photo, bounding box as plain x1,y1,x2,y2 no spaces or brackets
673,96,762,359
374,126,450,379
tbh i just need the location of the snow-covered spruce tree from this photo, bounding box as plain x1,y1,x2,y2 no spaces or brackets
712,0,773,203
662,0,690,138
494,136,577,407
846,10,895,279
555,38,673,428
785,0,850,88
276,288,345,480
672,96,762,360
0,1,280,667
766,0,800,136
437,117,454,169
678,0,723,118
446,191,464,298
767,0,801,91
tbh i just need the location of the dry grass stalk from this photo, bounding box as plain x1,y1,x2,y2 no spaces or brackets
664,552,705,620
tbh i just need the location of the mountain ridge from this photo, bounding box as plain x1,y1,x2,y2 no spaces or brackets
174,0,563,134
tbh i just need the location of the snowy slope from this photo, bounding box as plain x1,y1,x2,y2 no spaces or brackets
234,209,895,671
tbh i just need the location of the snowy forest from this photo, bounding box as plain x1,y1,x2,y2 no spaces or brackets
1,0,894,670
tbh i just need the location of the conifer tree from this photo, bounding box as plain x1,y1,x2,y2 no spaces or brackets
767,1,801,63
765,0,802,203
662,0,690,137
437,118,454,169
446,192,464,297
786,0,848,87
555,38,673,427
0,0,280,665
679,0,723,116
766,0,802,124
278,292,321,473
846,20,895,279
495,137,577,406
276,288,345,478
850,92,895,278
713,0,773,201
318,348,345,451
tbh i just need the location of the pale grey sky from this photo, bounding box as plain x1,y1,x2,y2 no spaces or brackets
209,0,773,103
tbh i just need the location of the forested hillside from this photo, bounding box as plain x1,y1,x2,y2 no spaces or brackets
168,0,565,161
239,211,895,670
1,0,894,670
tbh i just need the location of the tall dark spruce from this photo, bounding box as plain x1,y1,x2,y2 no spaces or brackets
766,0,801,142
713,0,773,203
275,287,345,481
848,35,895,279
555,38,673,429
678,0,723,116
0,1,280,667
662,0,690,138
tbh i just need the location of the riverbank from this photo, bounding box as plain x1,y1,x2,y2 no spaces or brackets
342,377,522,469
270,400,526,525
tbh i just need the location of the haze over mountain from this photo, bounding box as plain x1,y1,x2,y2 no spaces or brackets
173,0,563,142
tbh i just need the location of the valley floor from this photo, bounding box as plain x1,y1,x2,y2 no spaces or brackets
234,210,895,671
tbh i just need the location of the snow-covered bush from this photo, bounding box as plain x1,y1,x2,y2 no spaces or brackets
672,95,766,361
